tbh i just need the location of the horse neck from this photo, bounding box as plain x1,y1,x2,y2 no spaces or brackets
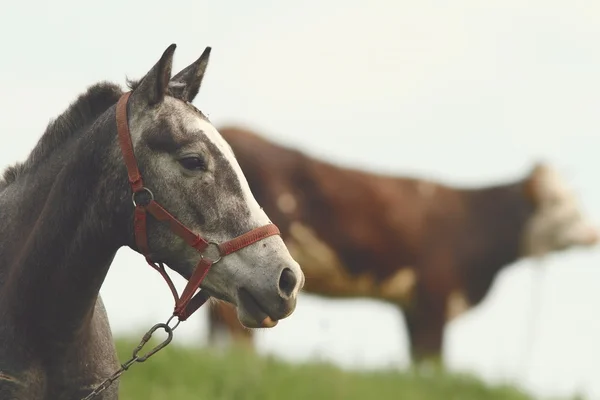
0,108,129,351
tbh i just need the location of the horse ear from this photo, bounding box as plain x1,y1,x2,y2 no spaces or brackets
132,44,177,106
169,46,211,103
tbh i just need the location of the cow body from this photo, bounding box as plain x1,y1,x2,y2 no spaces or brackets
209,126,598,362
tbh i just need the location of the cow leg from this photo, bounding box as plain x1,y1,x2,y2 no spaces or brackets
208,301,255,349
403,295,446,366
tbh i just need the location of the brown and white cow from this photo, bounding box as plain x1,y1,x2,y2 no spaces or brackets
207,125,599,362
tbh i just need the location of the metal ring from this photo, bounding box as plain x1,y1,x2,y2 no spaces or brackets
199,241,222,264
166,315,181,331
131,187,154,207
206,241,222,264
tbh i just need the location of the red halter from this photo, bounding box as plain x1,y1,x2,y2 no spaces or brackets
115,91,280,321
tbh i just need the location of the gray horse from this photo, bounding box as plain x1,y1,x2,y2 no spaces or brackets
0,44,304,399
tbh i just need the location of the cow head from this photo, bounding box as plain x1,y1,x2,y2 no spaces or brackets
523,161,598,257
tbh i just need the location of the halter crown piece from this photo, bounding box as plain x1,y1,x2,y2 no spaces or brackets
115,91,281,321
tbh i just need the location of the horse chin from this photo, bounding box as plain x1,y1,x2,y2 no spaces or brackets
236,288,279,329
238,311,279,329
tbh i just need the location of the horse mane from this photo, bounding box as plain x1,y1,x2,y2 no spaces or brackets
0,82,124,190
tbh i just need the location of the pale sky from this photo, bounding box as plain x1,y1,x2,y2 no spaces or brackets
2,1,600,399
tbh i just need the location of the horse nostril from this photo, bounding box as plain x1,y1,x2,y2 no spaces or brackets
278,267,297,299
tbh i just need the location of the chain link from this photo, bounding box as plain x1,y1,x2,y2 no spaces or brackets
81,315,181,400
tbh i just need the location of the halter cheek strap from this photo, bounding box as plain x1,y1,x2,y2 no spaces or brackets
115,91,280,321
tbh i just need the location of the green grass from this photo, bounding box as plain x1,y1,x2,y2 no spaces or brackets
114,338,542,400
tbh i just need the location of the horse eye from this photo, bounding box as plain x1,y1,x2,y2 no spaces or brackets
179,156,206,171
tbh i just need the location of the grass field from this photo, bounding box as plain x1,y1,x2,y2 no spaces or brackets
113,338,560,400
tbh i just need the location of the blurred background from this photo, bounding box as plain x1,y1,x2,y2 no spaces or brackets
2,1,600,399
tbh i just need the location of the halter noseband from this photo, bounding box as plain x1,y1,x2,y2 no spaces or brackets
115,91,280,321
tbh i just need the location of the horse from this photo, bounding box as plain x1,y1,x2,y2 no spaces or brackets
0,45,304,399
206,125,598,363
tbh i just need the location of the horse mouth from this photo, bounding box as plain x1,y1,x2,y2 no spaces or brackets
177,264,279,328
237,288,279,329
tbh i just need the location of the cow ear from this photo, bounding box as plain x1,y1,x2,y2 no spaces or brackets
131,44,177,106
169,47,211,103
525,160,546,205
526,160,562,205
530,160,550,176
